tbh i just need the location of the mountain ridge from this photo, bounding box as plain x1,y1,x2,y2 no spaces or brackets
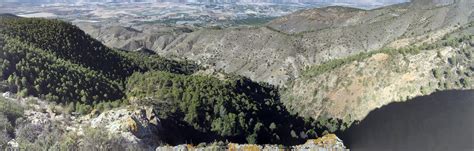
78,0,473,86
73,0,474,126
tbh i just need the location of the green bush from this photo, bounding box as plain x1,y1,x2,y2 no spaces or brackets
75,103,92,115
0,97,23,122
80,127,127,150
16,123,64,150
302,30,472,78
432,68,443,79
0,130,10,146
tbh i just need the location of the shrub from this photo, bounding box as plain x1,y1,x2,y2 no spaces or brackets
0,97,23,124
15,123,43,143
0,114,13,133
58,132,81,150
0,130,10,146
432,69,443,79
63,102,75,115
448,57,457,65
75,103,92,115
80,127,127,150
460,78,470,88
15,122,64,150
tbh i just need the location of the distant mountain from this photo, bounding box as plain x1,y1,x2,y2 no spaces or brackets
1,0,408,5
82,0,472,86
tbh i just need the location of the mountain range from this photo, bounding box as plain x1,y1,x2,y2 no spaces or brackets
0,0,472,149
77,0,474,123
1,0,407,4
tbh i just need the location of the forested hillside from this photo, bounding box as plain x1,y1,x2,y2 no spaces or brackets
0,16,198,81
0,36,123,103
0,15,198,105
126,71,325,144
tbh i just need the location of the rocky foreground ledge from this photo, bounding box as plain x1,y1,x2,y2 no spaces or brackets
90,104,348,151
156,134,347,151
1,93,347,150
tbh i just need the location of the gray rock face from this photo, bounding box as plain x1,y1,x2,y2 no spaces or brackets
88,107,162,145
411,0,456,7
76,23,192,52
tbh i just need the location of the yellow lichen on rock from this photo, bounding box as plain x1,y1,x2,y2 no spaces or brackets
187,144,195,150
243,144,261,151
125,117,138,133
228,143,237,151
300,133,347,149
227,143,262,151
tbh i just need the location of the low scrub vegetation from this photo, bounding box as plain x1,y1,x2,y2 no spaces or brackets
0,97,23,146
302,25,474,78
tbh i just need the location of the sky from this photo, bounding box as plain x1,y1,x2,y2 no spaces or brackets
0,0,409,4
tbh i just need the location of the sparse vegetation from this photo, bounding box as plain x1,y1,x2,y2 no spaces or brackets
14,121,135,150
0,97,23,145
285,22,474,133
79,126,129,150
0,97,23,123
432,68,443,79
302,26,474,78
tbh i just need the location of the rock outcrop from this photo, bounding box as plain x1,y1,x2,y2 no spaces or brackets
1,92,167,149
88,107,162,146
155,134,347,151
293,134,347,150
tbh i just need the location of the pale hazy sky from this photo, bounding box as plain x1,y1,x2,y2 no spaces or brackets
0,0,409,3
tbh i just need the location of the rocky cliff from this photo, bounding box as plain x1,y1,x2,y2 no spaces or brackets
283,24,474,124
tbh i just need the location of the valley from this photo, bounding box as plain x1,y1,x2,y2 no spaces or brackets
0,0,472,150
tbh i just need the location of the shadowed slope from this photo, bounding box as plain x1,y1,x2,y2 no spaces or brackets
342,90,474,151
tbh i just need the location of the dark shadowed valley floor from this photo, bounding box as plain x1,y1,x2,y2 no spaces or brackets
343,90,474,151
